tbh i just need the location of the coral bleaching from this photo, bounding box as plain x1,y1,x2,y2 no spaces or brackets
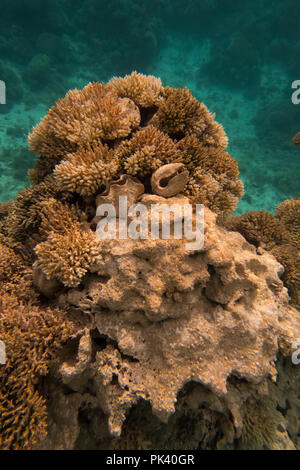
0,73,300,450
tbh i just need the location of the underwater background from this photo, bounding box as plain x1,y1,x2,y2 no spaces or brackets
0,0,299,214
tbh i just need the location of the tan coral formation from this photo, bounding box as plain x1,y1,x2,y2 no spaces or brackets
1,73,300,450
108,71,164,108
52,202,300,440
53,143,119,197
28,72,242,217
293,132,300,145
226,199,300,308
29,82,140,155
150,86,228,148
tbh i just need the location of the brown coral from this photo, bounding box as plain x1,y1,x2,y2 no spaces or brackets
150,86,228,147
0,294,76,450
116,125,181,177
26,75,242,219
225,210,289,250
29,82,140,159
270,244,300,308
275,198,300,249
108,71,163,108
240,400,295,450
35,228,103,287
0,242,36,302
1,176,66,243
53,143,120,197
293,132,300,145
179,137,244,217
226,203,300,308
3,72,299,450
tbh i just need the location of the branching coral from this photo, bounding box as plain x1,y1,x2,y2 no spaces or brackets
0,294,76,450
25,74,242,218
108,71,163,108
3,72,299,450
225,211,289,250
225,202,300,308
116,125,181,177
150,86,228,147
38,198,84,239
275,198,300,249
0,242,37,302
29,82,140,159
54,143,120,197
1,176,66,242
35,228,103,287
240,400,295,450
178,135,243,217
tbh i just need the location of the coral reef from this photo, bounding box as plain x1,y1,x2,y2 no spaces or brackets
108,72,163,108
53,143,119,197
28,72,242,218
0,294,77,450
50,205,299,440
28,82,141,157
225,199,300,308
293,132,300,145
1,73,299,450
275,198,300,249
150,86,228,148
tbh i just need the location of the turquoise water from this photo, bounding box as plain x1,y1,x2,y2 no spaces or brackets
0,0,299,214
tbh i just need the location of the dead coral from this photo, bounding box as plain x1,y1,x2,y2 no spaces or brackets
150,86,228,148
54,143,119,197
28,82,140,158
275,198,300,249
108,71,163,108
0,294,76,450
56,204,300,439
35,228,103,287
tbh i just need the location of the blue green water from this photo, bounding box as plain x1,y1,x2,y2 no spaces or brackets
0,0,299,214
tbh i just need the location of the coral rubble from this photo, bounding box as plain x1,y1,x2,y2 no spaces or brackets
0,73,299,450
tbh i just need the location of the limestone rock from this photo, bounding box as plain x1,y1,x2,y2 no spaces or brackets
55,199,300,439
